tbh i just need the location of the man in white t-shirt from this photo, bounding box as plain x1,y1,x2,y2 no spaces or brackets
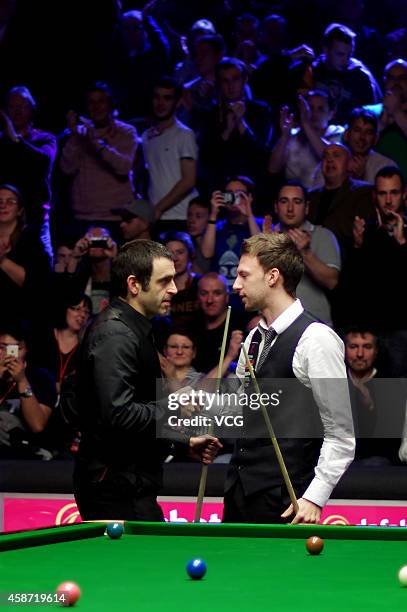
141,77,198,232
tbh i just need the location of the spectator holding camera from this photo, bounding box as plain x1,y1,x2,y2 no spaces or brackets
200,176,261,305
0,183,51,327
0,324,57,459
59,82,138,240
53,226,117,315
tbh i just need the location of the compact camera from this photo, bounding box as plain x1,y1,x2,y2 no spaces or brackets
88,237,109,249
222,191,241,206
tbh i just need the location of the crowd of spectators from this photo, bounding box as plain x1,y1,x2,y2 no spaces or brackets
1,0,407,466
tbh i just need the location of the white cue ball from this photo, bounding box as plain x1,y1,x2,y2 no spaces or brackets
398,565,407,586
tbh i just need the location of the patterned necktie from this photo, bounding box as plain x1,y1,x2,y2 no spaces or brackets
256,327,277,371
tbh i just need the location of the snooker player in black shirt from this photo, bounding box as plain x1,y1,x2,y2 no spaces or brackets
73,239,221,521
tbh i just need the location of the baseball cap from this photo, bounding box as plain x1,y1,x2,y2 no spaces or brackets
111,199,155,224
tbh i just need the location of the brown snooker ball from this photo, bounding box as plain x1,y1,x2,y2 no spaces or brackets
306,536,324,555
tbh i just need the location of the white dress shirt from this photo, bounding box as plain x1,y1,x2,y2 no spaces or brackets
236,299,355,508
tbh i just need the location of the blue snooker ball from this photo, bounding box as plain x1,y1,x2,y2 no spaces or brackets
106,522,124,539
186,558,207,580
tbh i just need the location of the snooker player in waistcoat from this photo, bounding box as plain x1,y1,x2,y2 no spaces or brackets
222,233,355,524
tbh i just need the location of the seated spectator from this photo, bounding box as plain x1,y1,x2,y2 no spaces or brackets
40,294,92,394
112,198,154,243
141,77,198,232
344,326,403,466
59,82,138,240
179,34,226,126
311,23,380,124
0,86,57,259
108,8,170,120
308,143,374,255
364,59,407,181
192,273,245,374
201,176,261,306
53,226,117,315
341,167,407,376
265,181,340,326
268,89,344,188
186,196,211,274
0,323,57,459
0,184,51,327
197,57,273,206
161,231,201,327
160,328,242,387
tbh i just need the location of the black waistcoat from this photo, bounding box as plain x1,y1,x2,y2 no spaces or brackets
225,311,323,496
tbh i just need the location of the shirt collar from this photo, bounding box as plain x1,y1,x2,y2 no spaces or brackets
258,298,304,336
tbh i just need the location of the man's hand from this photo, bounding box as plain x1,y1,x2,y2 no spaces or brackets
0,110,20,142
388,210,406,245
227,330,244,360
234,190,254,218
188,435,223,464
298,95,311,127
281,497,322,524
262,214,279,234
399,438,407,462
72,236,90,259
348,154,367,179
210,191,226,218
102,237,118,259
287,228,312,252
279,106,295,136
353,215,366,248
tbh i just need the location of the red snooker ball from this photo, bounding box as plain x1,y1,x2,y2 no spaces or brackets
306,536,324,555
56,581,81,607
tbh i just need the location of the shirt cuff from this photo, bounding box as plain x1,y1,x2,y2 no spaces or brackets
301,476,333,508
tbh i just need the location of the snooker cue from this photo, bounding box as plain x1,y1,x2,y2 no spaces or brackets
194,306,232,523
241,343,299,515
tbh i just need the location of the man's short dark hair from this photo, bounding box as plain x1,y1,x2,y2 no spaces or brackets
215,57,247,82
225,174,255,195
323,23,356,48
153,76,183,102
161,231,196,258
188,196,210,212
111,239,173,297
348,107,378,131
277,180,308,202
86,81,116,109
375,166,406,191
342,326,378,344
241,234,304,296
